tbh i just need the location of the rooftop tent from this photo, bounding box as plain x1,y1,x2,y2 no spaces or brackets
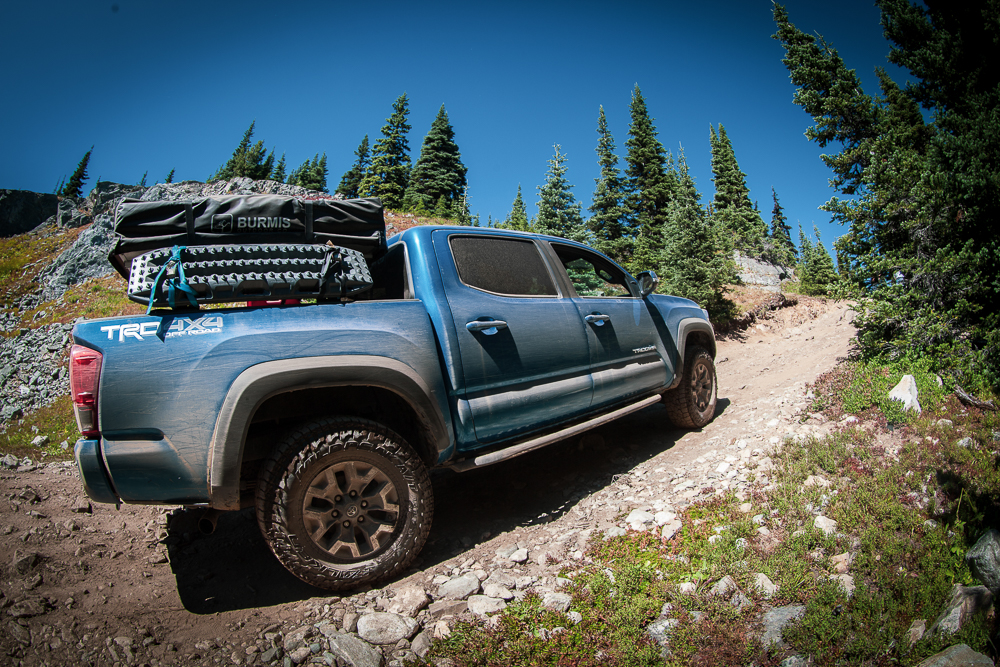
108,195,386,279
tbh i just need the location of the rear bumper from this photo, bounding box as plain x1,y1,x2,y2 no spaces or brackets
74,439,120,504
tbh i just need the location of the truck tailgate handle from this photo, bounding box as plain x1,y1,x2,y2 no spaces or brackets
466,319,508,335
585,313,611,326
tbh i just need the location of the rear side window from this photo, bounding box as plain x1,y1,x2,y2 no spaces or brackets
450,236,557,296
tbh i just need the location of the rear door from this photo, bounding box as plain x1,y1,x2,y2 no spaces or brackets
433,231,593,445
546,242,669,409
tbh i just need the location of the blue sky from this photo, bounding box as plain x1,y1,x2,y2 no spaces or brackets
1,1,903,254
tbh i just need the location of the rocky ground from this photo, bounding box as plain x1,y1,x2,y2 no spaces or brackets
0,295,858,667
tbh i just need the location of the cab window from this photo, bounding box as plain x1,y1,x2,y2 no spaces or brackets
450,236,557,296
551,244,633,297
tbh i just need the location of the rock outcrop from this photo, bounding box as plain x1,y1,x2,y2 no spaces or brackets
0,189,58,237
734,251,796,292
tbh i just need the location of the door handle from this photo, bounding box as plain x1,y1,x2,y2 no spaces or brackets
466,319,508,335
585,314,611,326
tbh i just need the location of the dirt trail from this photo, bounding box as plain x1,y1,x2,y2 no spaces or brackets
0,296,856,666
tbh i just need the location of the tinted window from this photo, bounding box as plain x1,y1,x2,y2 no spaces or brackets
450,236,557,296
552,244,633,297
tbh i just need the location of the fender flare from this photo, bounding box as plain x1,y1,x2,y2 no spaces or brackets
207,355,451,510
667,317,717,390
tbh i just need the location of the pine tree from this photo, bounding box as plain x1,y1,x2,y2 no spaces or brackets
210,121,276,181
535,145,588,243
589,106,629,264
165,168,175,184
402,106,467,213
500,185,532,231
336,136,370,199
661,150,735,317
138,171,147,187
774,1,1000,387
709,124,768,254
359,94,412,209
768,187,797,265
271,154,286,183
625,86,676,274
797,226,837,295
287,154,328,192
53,176,65,195
60,147,93,198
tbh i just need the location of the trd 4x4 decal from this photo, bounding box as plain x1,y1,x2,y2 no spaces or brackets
100,316,224,342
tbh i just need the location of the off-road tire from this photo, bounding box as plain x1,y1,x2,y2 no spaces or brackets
663,345,717,428
255,417,432,591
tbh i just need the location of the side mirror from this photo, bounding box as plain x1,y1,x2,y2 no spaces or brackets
636,270,659,297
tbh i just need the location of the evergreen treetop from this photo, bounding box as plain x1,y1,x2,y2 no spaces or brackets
359,93,412,210
336,135,370,199
768,187,797,265
661,150,735,318
499,185,532,232
709,124,768,254
589,106,629,265
60,147,93,198
210,121,276,181
625,86,675,236
271,154,287,183
165,168,175,184
287,153,328,193
403,106,468,213
625,86,677,275
535,145,588,243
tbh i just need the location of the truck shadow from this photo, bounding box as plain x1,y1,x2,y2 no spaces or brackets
165,402,724,613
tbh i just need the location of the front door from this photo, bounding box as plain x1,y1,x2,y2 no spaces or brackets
547,242,669,409
434,232,593,445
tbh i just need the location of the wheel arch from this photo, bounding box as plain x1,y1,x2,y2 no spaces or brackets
207,355,452,510
667,318,717,390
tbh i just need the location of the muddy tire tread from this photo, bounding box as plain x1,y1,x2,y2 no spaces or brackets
255,417,432,591
662,345,717,429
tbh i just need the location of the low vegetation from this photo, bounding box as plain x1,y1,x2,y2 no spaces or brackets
420,359,999,666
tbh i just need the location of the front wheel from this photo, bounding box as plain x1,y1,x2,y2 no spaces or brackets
663,345,717,428
255,417,433,591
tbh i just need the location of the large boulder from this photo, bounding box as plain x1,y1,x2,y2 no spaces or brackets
0,189,58,236
915,644,993,667
733,251,796,292
966,528,1000,595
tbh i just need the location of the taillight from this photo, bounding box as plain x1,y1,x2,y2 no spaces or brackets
69,345,103,438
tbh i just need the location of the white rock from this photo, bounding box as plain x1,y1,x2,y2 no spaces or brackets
603,526,627,540
483,584,514,600
803,475,832,489
661,520,682,540
830,574,855,597
509,548,529,563
437,573,481,600
626,509,655,526
814,515,838,536
677,582,697,594
753,573,778,598
356,612,419,645
387,585,430,617
888,375,922,413
467,595,507,616
653,511,676,526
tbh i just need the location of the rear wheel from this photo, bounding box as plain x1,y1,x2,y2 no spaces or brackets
663,345,717,428
255,417,432,590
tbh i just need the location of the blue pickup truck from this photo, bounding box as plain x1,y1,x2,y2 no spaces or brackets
69,223,717,590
